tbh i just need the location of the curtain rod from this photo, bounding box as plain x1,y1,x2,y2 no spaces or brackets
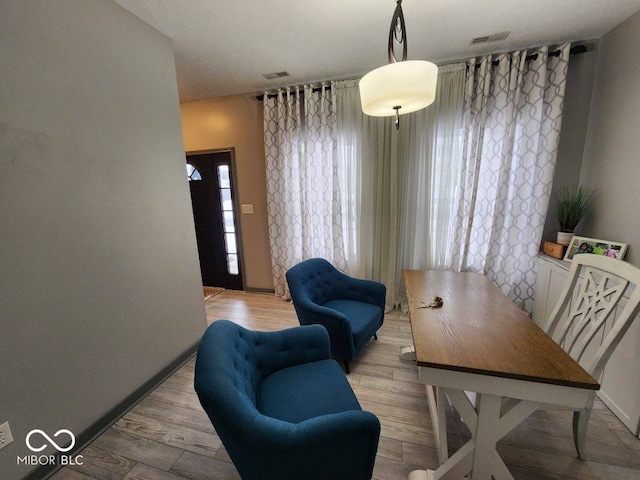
256,45,588,102
476,44,588,69
256,86,331,102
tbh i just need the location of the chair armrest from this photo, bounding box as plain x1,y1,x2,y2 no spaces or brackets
239,409,380,451
293,300,351,328
290,300,355,358
292,410,380,448
338,274,386,311
224,409,380,480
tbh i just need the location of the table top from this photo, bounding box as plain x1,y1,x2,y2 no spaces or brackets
404,270,599,390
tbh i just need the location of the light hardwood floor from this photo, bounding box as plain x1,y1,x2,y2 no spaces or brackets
52,290,640,480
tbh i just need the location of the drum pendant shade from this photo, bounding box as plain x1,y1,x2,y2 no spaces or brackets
359,0,438,128
359,60,438,116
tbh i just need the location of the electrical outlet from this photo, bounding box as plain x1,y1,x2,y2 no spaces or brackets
0,422,14,450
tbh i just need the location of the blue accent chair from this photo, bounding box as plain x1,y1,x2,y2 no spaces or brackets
286,258,386,373
194,320,380,480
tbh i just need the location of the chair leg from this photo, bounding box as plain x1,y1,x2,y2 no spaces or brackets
573,407,591,459
374,333,378,340
344,360,350,374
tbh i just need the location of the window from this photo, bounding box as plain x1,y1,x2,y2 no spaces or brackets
186,163,201,181
217,165,239,275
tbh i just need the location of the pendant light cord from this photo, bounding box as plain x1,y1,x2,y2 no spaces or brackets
388,0,408,63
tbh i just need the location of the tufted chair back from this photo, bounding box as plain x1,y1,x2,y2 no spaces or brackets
195,320,331,415
287,258,386,310
288,257,345,305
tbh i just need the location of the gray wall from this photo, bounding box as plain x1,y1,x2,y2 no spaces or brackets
0,1,207,478
542,45,599,244
581,10,640,265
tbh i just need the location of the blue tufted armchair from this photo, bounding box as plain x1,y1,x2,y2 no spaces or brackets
286,258,386,373
194,320,380,480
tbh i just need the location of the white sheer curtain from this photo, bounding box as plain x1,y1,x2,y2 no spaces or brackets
447,45,571,313
263,83,346,299
336,64,466,308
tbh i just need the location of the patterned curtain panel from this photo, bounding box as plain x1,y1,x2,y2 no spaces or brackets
263,83,346,298
447,44,571,313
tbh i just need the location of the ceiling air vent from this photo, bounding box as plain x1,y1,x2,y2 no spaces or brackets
471,31,510,45
262,71,290,80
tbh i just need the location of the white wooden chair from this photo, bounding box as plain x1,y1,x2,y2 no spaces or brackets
543,253,640,458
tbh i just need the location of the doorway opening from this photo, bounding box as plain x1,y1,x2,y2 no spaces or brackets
186,149,244,290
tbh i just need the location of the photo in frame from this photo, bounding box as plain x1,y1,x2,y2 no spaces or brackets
563,236,628,261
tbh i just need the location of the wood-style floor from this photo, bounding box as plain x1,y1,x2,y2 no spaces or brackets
52,290,640,480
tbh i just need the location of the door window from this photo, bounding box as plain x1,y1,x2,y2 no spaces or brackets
217,165,239,275
186,163,202,181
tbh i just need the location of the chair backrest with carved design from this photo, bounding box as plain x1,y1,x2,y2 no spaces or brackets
544,254,640,380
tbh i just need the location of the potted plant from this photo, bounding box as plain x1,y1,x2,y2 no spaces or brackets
555,185,597,245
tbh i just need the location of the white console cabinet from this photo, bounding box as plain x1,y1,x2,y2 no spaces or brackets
533,253,640,436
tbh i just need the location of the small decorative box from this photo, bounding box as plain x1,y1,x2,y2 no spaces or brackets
543,241,567,260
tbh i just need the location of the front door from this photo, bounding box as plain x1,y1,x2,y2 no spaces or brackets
186,150,243,290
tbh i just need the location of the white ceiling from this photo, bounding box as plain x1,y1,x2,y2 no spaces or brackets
113,0,640,103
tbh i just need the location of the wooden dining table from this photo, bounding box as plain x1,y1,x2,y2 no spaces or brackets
403,270,599,480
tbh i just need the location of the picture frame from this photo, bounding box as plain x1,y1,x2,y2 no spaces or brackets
563,236,628,261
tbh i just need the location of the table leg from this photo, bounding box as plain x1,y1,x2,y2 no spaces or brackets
412,389,539,480
408,470,431,480
573,393,595,459
426,385,449,464
471,394,502,480
400,345,416,361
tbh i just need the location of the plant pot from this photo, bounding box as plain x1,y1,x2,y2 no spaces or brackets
557,231,573,245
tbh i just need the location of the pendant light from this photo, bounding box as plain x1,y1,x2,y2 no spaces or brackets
359,0,438,129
